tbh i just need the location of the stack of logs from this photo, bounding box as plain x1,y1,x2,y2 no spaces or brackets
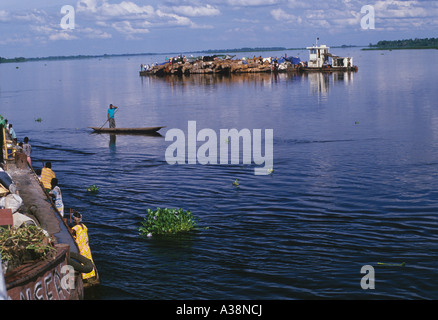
140,57,300,76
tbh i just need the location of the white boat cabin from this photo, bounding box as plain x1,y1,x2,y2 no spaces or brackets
306,44,330,68
306,44,353,68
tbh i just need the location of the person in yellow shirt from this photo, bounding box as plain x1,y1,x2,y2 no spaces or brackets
71,211,96,280
40,162,56,192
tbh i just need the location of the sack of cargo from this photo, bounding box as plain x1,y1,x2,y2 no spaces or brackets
4,194,23,213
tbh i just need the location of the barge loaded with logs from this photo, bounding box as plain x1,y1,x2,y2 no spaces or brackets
139,41,357,77
0,115,99,300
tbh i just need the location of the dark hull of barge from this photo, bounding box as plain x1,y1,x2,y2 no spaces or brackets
300,66,359,72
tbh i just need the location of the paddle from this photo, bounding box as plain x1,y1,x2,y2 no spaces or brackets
99,106,120,129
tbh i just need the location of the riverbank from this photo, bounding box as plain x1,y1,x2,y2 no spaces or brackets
362,46,438,51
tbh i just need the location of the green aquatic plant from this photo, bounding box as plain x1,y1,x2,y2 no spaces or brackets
232,179,240,187
139,208,204,237
35,117,42,122
86,184,99,193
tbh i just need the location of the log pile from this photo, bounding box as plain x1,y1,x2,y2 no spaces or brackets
140,57,300,76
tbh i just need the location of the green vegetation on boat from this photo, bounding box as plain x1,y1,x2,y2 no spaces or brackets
0,225,55,268
139,208,206,237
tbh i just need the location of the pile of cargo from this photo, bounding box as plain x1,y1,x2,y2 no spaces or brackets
140,55,302,76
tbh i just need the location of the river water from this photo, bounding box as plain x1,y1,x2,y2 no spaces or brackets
1,47,437,299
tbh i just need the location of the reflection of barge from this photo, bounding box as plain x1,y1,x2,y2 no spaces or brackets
1,124,98,300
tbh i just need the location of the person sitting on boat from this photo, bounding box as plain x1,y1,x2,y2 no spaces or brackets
71,211,96,281
40,161,56,192
107,104,118,128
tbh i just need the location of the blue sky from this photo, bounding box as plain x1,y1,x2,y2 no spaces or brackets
0,0,437,58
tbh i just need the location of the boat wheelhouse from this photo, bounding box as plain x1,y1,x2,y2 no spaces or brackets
304,40,357,71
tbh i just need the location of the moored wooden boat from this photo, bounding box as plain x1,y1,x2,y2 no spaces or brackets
1,124,98,299
89,126,166,134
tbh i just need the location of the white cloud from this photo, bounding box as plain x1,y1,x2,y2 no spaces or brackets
49,32,79,41
270,8,302,23
227,0,279,6
77,0,155,19
75,0,206,37
0,10,11,22
111,20,150,34
162,4,220,17
0,8,48,24
233,18,260,23
77,0,103,13
81,27,113,39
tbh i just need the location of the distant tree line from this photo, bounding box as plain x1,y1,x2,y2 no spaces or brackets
0,57,27,63
369,37,438,49
201,47,288,54
0,53,158,64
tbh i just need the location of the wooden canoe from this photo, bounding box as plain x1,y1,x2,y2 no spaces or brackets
89,126,166,134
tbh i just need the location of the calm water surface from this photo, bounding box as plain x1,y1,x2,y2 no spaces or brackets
1,48,438,299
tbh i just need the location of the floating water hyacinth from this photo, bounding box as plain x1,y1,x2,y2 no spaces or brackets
268,168,274,175
86,184,99,193
232,179,240,187
35,118,42,122
139,208,205,237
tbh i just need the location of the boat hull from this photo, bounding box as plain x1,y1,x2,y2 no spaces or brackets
89,126,166,134
301,66,358,72
5,244,84,300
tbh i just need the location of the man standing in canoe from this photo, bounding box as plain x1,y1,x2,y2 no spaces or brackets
107,104,118,128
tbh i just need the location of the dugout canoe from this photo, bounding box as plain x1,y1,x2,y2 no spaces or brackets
89,126,166,134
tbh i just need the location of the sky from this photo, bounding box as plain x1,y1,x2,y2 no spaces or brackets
0,0,437,58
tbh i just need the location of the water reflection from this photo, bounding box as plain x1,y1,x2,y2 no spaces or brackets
141,71,354,96
141,72,300,89
109,134,116,152
305,71,355,98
